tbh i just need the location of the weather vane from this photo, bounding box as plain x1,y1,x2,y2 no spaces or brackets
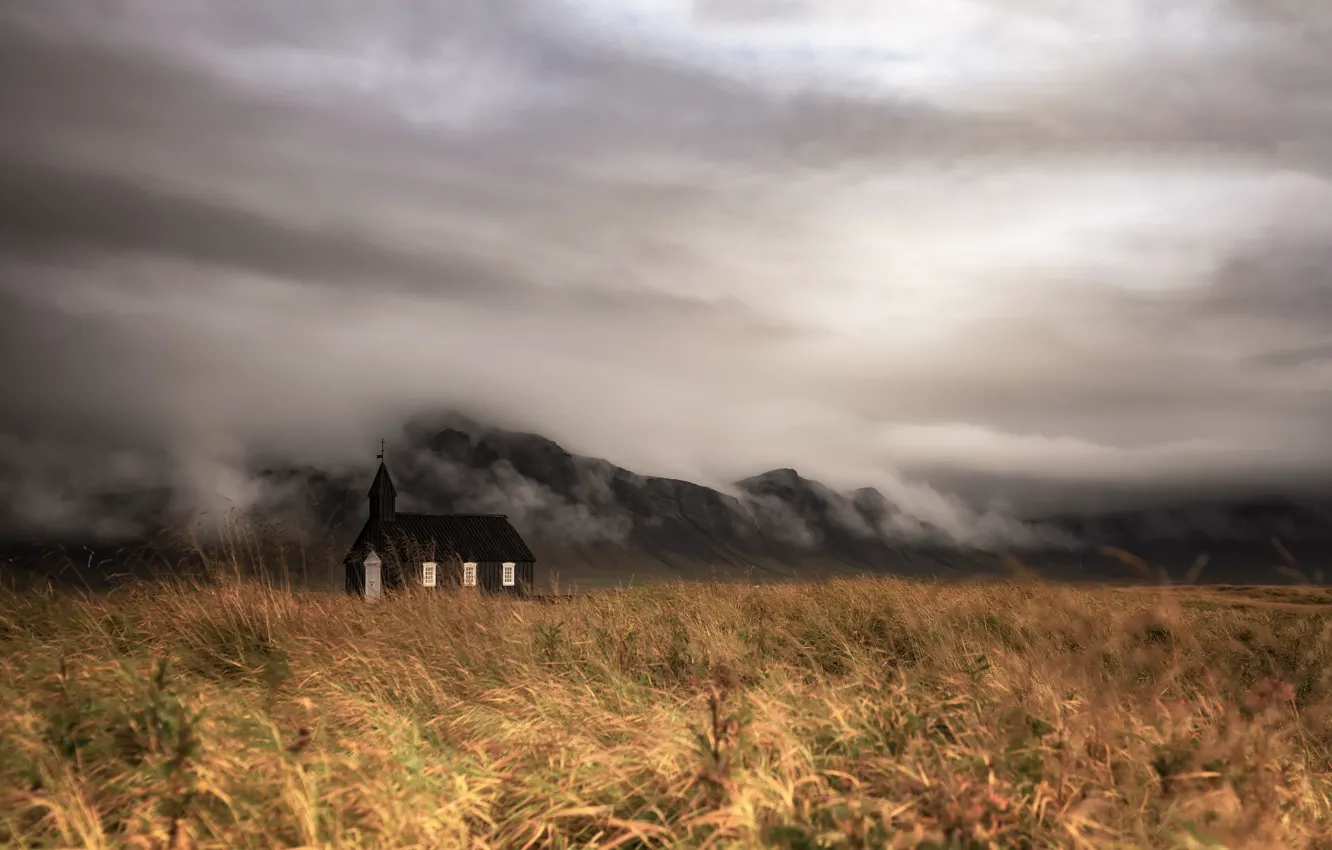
377,438,385,460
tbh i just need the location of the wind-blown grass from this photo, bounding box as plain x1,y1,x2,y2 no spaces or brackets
3,571,1332,848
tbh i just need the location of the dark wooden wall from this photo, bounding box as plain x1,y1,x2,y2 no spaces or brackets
475,560,535,597
344,556,364,595
346,550,535,598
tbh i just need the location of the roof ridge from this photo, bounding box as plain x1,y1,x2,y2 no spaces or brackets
395,512,510,518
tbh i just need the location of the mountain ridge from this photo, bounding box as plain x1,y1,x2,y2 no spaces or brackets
3,419,1331,589
263,421,1332,588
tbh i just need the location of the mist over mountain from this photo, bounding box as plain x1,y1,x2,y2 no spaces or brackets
9,413,1297,589
3,412,1331,589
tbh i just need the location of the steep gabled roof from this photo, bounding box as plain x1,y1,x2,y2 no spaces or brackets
386,513,535,562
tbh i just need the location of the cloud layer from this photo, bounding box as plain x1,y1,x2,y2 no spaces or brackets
2,0,1331,539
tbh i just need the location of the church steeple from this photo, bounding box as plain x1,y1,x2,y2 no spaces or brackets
368,440,396,523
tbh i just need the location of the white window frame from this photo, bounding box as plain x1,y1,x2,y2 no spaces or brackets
421,561,437,588
462,562,477,587
502,562,516,587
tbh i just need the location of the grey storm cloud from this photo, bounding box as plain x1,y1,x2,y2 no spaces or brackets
1,0,1331,539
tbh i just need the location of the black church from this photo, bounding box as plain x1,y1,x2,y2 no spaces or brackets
343,455,536,598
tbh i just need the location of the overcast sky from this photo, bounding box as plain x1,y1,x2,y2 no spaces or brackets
1,0,1331,536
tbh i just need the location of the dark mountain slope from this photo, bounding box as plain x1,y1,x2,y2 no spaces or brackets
4,418,1331,590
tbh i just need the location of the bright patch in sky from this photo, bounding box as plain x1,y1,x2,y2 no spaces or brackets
687,165,1323,340
552,0,1249,104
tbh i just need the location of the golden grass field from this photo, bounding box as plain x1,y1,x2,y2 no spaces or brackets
4,561,1332,848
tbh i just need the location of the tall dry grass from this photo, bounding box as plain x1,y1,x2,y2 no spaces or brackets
3,568,1332,848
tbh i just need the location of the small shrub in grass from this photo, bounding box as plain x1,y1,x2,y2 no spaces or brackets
185,614,291,689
